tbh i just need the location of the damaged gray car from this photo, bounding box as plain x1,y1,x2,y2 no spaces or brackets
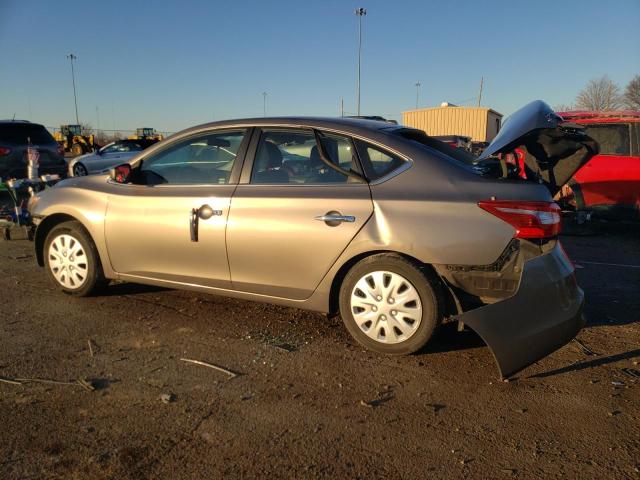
28,100,597,378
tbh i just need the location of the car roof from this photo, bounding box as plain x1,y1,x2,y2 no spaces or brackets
176,116,405,139
558,110,640,122
0,119,35,124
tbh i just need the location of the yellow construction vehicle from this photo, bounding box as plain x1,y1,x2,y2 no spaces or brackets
128,128,163,141
53,124,96,156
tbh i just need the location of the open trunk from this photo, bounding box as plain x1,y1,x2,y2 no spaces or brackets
475,100,599,196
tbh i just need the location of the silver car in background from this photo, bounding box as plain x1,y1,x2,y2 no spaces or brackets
29,101,597,378
68,139,158,177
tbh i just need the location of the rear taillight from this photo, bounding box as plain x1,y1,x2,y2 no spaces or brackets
0,146,11,156
478,200,562,239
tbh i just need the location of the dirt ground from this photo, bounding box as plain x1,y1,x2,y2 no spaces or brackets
1,227,638,479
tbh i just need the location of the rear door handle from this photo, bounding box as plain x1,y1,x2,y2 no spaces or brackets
314,212,355,226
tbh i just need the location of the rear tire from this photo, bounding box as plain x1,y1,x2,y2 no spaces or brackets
339,254,442,355
43,221,107,296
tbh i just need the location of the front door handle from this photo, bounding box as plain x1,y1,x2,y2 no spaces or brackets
314,211,356,227
190,204,223,242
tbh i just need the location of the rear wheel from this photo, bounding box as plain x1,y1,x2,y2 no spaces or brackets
44,221,107,296
339,254,442,355
73,162,88,176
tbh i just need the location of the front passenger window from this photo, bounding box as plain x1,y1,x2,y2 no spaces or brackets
140,130,246,185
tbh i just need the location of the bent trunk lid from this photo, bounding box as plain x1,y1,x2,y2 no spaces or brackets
479,100,599,196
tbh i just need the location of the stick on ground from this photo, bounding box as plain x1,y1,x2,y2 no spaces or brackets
179,358,238,378
0,376,23,385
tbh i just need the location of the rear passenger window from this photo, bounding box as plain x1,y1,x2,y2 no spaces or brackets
250,129,361,184
354,140,406,181
584,124,631,156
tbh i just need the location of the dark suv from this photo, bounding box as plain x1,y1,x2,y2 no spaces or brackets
0,120,67,180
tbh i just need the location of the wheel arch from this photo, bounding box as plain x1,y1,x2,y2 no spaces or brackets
327,250,456,318
35,214,97,267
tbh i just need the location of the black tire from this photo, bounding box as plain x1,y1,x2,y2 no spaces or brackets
43,220,107,296
73,162,88,176
339,253,442,355
71,143,84,156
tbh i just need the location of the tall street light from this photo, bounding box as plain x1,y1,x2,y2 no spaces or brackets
355,7,366,116
415,81,421,109
262,91,268,117
67,53,79,125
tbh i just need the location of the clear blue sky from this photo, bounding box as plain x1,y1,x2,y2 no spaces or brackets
1,0,639,133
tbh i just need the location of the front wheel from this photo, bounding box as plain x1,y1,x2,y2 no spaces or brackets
44,221,107,296
73,162,88,176
339,254,442,355
71,143,84,156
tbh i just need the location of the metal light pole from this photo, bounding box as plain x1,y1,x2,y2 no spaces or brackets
262,91,268,117
355,7,366,116
67,54,79,124
415,82,421,109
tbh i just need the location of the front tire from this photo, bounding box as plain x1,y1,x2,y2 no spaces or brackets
44,221,107,296
339,254,442,355
73,162,88,176
71,143,84,156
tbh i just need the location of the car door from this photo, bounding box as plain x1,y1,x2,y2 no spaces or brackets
89,143,125,172
572,122,639,217
226,127,373,300
104,129,250,288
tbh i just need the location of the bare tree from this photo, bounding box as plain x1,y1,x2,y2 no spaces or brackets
575,76,622,111
623,75,640,111
79,123,93,136
553,103,574,112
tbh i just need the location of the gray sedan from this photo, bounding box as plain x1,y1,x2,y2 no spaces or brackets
28,101,596,378
68,139,158,177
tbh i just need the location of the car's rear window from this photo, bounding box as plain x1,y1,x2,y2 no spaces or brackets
584,124,631,156
393,127,478,164
0,123,55,144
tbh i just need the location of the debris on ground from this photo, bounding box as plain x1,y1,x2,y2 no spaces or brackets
160,393,176,404
573,338,598,356
179,358,239,378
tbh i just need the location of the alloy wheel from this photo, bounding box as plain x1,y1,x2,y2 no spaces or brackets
73,163,88,176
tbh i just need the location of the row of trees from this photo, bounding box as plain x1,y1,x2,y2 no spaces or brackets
556,75,640,112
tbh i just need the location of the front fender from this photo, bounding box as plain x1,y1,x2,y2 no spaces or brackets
30,182,115,278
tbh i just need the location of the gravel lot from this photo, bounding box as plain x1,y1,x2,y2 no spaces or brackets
1,227,639,479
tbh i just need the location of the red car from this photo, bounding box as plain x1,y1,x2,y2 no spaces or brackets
556,110,640,220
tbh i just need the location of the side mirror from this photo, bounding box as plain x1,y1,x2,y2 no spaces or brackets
109,163,132,184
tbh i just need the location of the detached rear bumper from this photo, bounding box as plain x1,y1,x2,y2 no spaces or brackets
457,242,584,378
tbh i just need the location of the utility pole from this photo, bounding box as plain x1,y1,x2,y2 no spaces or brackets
355,7,366,116
67,53,79,124
262,91,268,117
415,81,421,109
96,106,100,137
341,98,344,117
477,76,484,107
